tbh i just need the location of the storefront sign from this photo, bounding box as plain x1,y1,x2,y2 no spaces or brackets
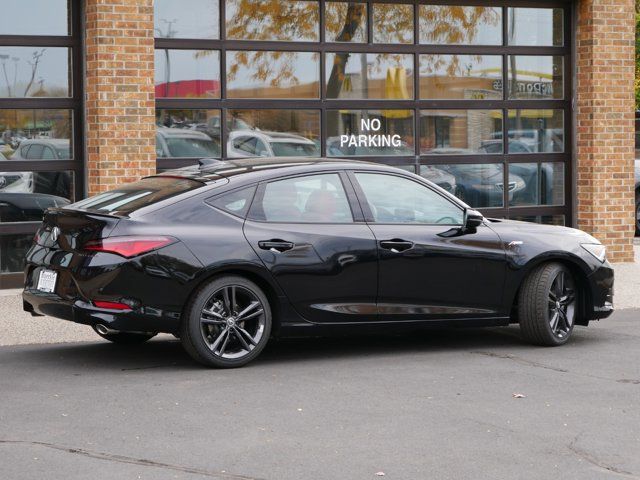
340,119,401,149
492,79,554,96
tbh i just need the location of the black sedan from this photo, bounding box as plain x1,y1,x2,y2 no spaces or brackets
23,158,614,368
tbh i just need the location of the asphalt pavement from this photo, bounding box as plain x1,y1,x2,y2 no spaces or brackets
1,310,639,480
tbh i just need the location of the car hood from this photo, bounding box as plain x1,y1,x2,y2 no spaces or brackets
486,218,601,245
483,218,605,271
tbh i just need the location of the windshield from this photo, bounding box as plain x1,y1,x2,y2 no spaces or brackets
270,142,319,157
69,177,203,215
166,137,220,157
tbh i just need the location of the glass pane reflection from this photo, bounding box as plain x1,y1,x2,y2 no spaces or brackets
419,5,501,45
420,110,503,155
226,51,320,99
0,47,71,98
0,110,73,160
325,2,367,43
507,110,564,153
326,53,414,99
155,109,221,158
508,56,563,100
508,8,564,46
0,170,74,222
155,49,220,99
227,110,320,158
226,0,319,41
437,163,511,208
326,109,415,156
509,162,564,206
373,3,413,44
1,234,35,273
155,0,219,39
419,55,502,100
0,0,69,36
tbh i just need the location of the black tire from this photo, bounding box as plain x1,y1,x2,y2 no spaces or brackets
518,262,577,346
92,327,156,345
180,275,272,368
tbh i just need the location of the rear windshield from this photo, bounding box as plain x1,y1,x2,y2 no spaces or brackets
68,177,203,215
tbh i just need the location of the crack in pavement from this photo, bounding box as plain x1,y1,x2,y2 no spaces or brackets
568,437,640,480
470,351,569,373
0,440,265,480
471,351,640,385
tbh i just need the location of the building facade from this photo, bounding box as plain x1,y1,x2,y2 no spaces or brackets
0,0,635,288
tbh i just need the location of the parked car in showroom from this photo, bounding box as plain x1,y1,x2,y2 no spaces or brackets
1,139,72,200
438,161,525,208
418,165,457,194
227,130,319,158
23,158,613,368
156,127,220,158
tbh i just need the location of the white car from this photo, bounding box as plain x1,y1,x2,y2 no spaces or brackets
156,127,220,158
227,130,319,158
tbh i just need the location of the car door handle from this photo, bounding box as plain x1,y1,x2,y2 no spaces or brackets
379,239,414,253
258,239,295,253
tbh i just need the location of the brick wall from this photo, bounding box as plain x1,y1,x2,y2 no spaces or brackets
576,0,636,262
85,0,156,196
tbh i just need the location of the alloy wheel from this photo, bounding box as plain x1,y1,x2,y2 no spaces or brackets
547,270,576,338
200,285,266,360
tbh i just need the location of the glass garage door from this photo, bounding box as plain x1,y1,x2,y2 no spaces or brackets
0,0,83,288
154,0,571,225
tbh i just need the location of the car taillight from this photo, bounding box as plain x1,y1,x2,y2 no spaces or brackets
84,236,176,258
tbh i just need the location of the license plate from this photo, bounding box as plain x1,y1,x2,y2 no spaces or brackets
37,269,57,293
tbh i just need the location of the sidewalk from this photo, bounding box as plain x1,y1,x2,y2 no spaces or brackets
2,246,638,346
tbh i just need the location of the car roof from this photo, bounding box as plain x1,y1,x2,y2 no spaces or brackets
157,127,211,139
19,139,69,148
154,157,397,184
230,130,314,143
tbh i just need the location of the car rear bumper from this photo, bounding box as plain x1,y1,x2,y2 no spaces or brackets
23,288,181,333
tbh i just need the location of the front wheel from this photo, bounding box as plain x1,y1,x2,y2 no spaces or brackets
180,276,272,368
518,262,577,346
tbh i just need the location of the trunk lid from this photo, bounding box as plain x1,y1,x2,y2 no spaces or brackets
37,209,121,251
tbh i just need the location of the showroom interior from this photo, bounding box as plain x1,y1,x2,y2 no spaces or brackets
0,0,635,288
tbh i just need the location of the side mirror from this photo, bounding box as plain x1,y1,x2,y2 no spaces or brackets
464,209,484,229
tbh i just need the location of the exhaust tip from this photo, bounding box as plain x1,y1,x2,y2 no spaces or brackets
95,324,112,335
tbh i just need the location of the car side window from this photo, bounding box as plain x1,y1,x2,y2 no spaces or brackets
252,173,353,223
207,186,256,218
25,144,44,159
233,136,257,155
254,139,269,156
42,147,56,160
354,173,464,225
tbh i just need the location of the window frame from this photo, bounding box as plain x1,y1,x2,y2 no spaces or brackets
0,0,83,287
348,169,465,225
247,170,361,224
155,0,573,226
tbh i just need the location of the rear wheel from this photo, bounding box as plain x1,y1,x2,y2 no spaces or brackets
518,262,577,346
92,327,156,345
180,276,272,368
